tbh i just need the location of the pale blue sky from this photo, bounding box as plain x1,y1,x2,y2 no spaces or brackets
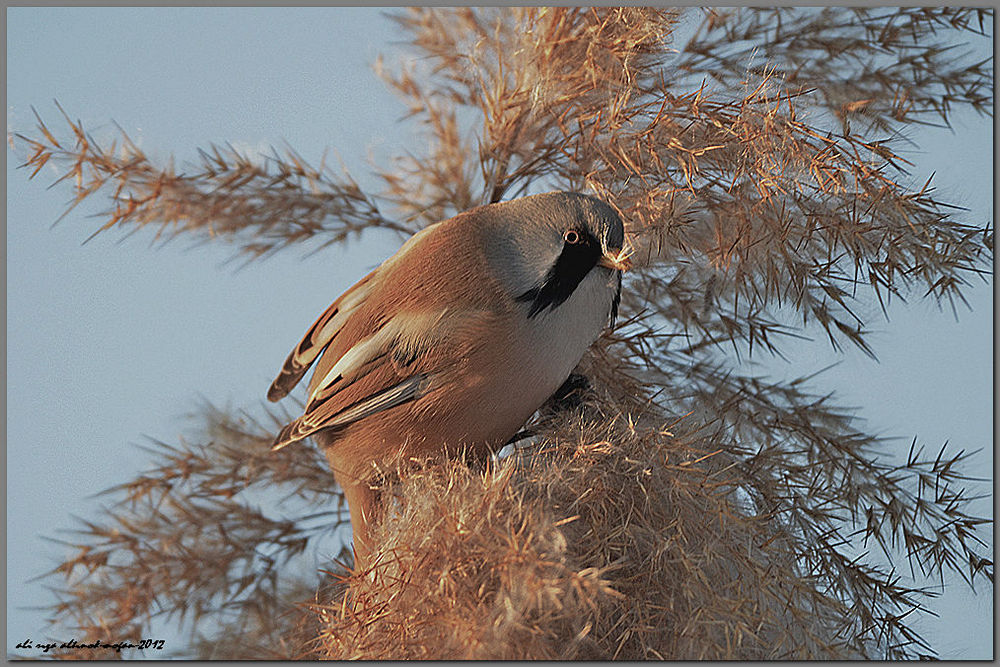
7,7,993,659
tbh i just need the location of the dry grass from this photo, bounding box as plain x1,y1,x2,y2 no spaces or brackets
311,356,987,660
10,6,992,660
13,104,411,262
36,402,342,660
315,395,860,660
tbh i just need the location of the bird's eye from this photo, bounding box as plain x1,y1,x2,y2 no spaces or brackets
564,229,581,245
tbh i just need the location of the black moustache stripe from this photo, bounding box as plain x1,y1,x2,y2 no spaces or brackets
517,233,603,318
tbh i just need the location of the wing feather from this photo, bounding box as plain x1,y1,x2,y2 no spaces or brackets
269,312,453,451
267,270,376,402
271,373,431,451
269,211,510,452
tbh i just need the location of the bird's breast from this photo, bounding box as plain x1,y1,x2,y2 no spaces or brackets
510,268,614,394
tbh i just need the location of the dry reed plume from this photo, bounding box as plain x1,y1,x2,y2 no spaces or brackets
10,7,992,660
318,396,862,660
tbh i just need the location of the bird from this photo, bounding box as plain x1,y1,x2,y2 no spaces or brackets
266,191,631,569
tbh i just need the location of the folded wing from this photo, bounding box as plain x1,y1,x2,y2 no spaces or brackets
269,309,460,452
268,214,502,452
267,270,377,402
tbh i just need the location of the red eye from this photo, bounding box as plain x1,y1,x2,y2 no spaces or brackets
564,229,581,244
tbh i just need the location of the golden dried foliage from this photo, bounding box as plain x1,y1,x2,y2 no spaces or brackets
39,402,343,660
313,365,987,659
11,6,992,660
317,399,860,660
14,103,410,261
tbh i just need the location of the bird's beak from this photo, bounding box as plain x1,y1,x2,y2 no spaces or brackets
598,248,632,272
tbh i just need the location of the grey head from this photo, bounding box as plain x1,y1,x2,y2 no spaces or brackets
475,191,627,322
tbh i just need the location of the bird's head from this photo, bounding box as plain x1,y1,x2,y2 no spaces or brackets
478,191,630,324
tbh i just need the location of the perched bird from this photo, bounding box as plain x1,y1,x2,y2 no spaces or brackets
267,191,630,568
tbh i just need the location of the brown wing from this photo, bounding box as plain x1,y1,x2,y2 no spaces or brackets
271,357,434,451
266,268,378,402
270,308,499,451
269,212,511,451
